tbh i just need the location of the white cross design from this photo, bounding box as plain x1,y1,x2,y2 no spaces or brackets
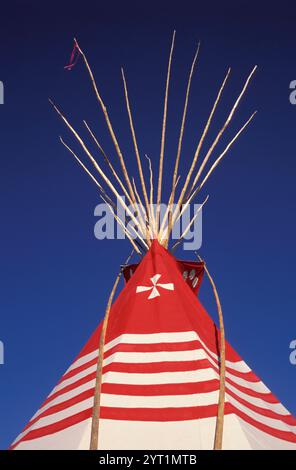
136,274,174,300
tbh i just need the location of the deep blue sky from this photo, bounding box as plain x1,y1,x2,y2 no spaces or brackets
1,0,296,449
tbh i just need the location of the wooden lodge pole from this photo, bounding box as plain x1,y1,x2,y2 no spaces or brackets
198,255,226,450
89,250,134,450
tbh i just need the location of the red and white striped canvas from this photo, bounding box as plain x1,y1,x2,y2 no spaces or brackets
11,241,296,449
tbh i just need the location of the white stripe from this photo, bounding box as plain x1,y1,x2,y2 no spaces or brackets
14,419,93,450
31,372,290,428
34,349,208,418
101,391,220,408
15,389,221,445
225,371,270,394
104,332,251,373
15,372,294,447
14,392,295,450
225,382,290,415
64,331,251,378
16,389,220,445
19,387,295,447
31,379,96,421
201,347,271,395
66,350,98,373
104,331,199,352
15,416,296,450
52,348,271,403
48,364,97,396
13,397,93,446
238,420,296,450
103,368,218,385
102,367,269,395
225,359,250,374
55,351,208,397
229,395,296,433
103,349,206,366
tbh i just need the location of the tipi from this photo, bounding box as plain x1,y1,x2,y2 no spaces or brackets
11,34,296,450
11,242,296,450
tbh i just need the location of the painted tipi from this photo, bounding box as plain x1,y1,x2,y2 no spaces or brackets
11,242,296,449
11,34,296,449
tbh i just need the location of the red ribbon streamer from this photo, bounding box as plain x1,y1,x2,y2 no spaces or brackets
64,40,80,71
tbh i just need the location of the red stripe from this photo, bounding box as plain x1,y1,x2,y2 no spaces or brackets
15,400,296,448
13,388,296,447
99,402,234,421
225,375,277,403
13,404,232,447
45,366,278,414
104,340,204,357
73,343,269,389
61,357,97,382
11,408,93,449
233,406,296,444
226,388,296,426
225,366,261,383
44,364,280,423
23,380,219,431
24,347,287,442
209,360,274,397
58,338,272,402
44,372,95,405
61,341,208,381
101,380,220,396
13,404,230,447
33,374,292,440
102,359,212,374
25,389,95,430
32,378,293,439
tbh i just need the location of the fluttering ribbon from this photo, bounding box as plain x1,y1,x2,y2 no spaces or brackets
64,40,80,71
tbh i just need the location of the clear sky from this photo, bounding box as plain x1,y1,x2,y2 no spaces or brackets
0,0,296,449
